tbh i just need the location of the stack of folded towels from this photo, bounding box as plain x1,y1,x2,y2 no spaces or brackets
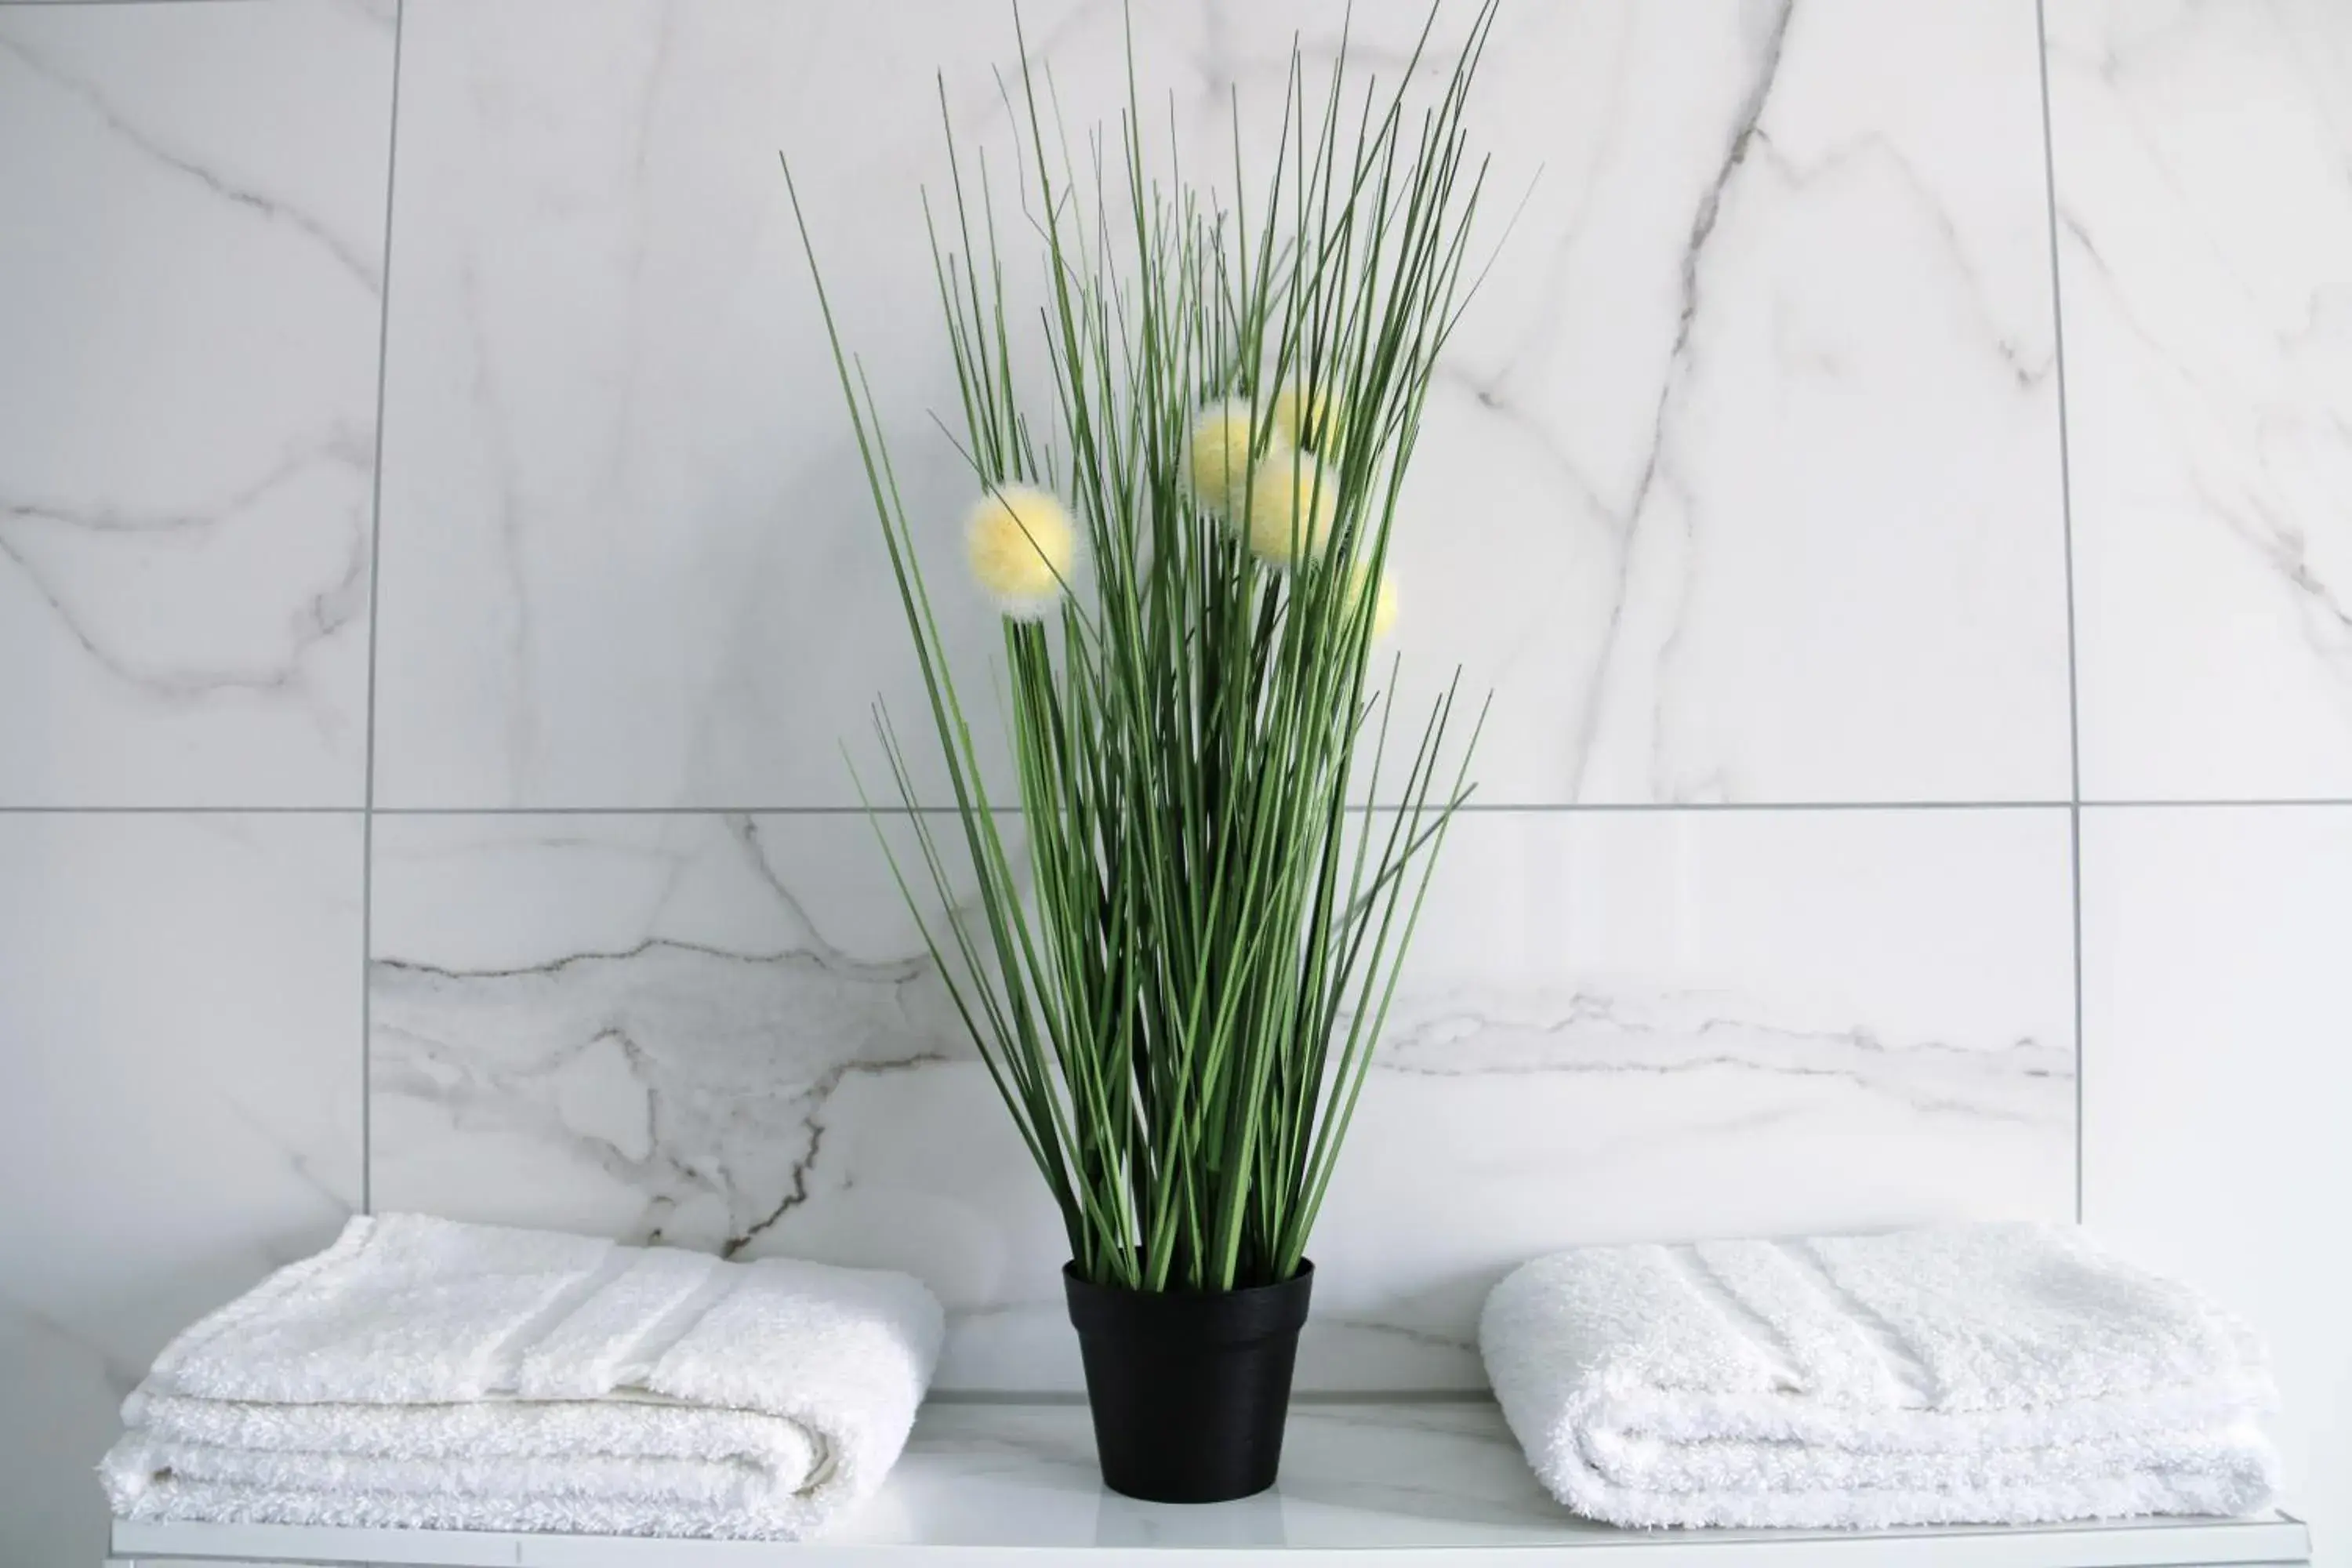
101,1214,945,1540
1479,1222,2278,1530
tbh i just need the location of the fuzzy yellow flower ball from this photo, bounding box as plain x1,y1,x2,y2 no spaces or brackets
1186,399,1258,517
1272,379,1341,454
965,484,1077,619
1244,450,1338,564
1356,564,1400,640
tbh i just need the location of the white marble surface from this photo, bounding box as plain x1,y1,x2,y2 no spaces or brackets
2051,0,2352,800
0,0,394,806
2081,806,2352,1555
108,1400,2313,1566
369,808,2074,1391
0,811,364,1568
369,0,2071,810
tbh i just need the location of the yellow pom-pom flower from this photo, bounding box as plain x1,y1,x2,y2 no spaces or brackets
1359,564,1400,640
1186,399,1259,517
1271,379,1341,454
964,484,1077,620
1244,450,1338,564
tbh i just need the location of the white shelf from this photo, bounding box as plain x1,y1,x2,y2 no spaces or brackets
107,1399,2310,1568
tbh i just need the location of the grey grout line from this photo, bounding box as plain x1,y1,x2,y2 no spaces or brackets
10,798,2352,816
356,0,404,1221
2034,0,2087,1228
365,800,2084,815
2079,797,2352,808
0,804,364,814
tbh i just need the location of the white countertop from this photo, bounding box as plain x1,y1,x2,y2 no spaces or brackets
108,1398,2310,1567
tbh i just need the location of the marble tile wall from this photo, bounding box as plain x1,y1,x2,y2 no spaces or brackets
2047,0,2352,1555
2052,0,2352,799
368,0,2071,811
0,0,393,805
0,0,2345,1564
366,808,2075,1391
2,2,391,1562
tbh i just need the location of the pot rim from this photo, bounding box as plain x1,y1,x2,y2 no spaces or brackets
1062,1258,1315,1341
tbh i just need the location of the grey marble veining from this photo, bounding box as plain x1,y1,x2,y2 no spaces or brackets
369,808,2074,1391
368,0,2071,810
0,0,394,804
2051,0,2352,799
1374,988,2071,1127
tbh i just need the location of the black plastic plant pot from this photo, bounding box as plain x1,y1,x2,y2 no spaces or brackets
1062,1260,1315,1504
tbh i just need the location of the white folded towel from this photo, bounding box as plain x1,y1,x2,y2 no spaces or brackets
1479,1222,2277,1530
101,1214,945,1540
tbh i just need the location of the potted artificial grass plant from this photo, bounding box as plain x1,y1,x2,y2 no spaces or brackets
787,1,1495,1504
